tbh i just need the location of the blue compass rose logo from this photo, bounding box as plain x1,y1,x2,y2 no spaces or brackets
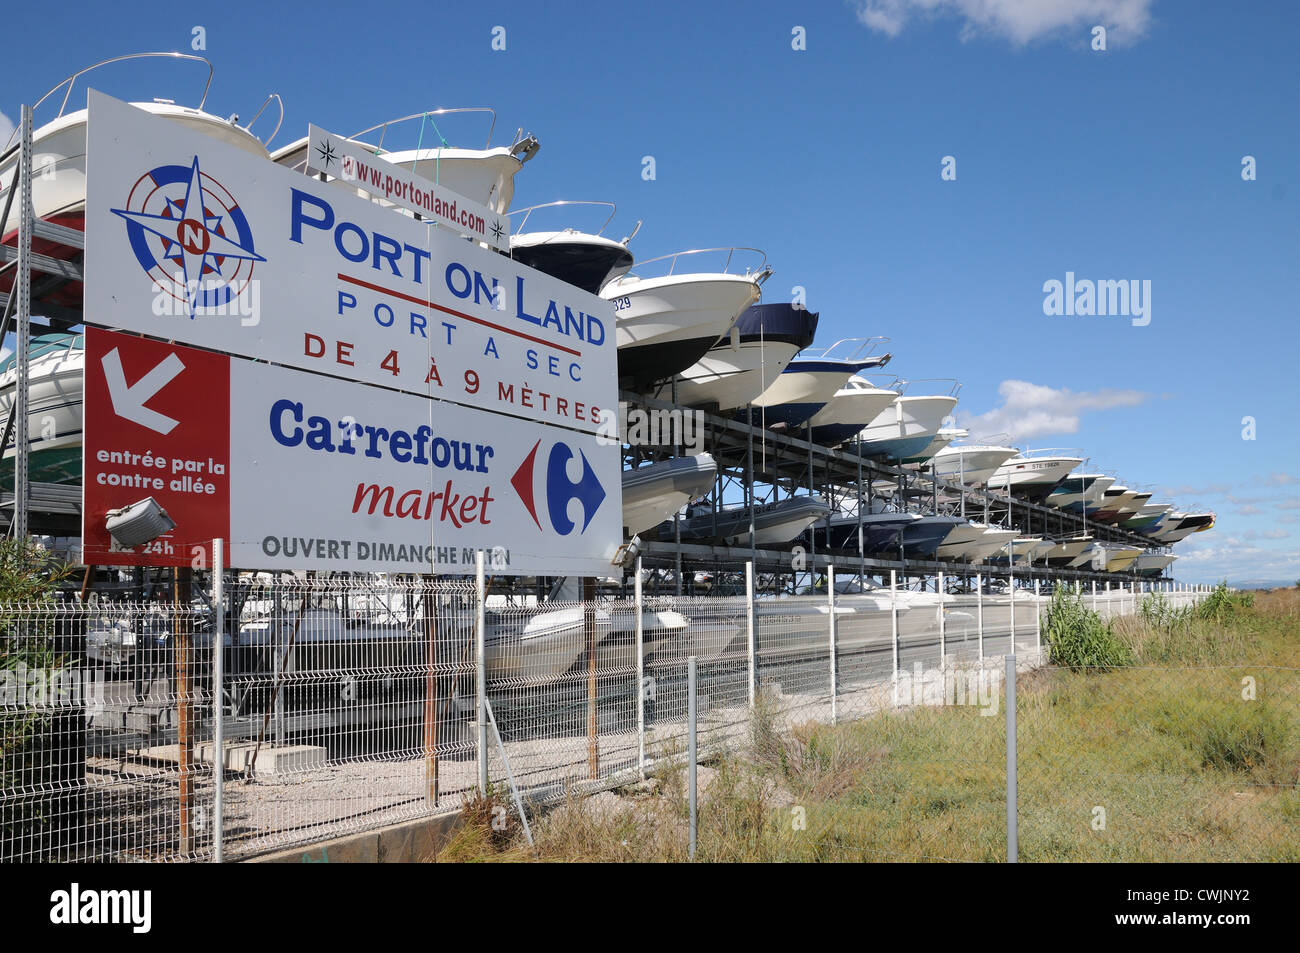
112,156,266,318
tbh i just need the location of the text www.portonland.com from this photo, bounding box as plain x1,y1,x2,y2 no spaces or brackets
1113,913,1250,927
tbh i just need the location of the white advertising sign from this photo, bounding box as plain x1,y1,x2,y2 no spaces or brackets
305,123,510,252
83,90,615,436
84,328,623,575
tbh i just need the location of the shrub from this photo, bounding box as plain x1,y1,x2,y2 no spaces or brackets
1043,584,1133,671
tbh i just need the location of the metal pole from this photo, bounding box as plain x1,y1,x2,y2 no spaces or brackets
827,564,837,725
423,573,439,805
745,560,755,708
1008,548,1016,655
475,550,487,791
13,105,34,540
212,540,224,863
1034,579,1041,653
937,570,945,665
977,573,984,660
635,556,645,778
1005,653,1017,863
890,569,899,705
687,654,698,860
1092,579,1097,613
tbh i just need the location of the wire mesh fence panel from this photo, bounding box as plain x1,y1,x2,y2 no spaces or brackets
2,598,214,862
217,575,478,859
1015,665,1300,862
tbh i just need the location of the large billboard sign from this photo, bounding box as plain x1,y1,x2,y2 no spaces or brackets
83,91,615,436
82,328,622,575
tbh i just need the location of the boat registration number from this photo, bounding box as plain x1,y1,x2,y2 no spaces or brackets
611,296,633,312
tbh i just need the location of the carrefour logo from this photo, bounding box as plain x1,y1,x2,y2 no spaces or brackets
510,440,605,536
112,156,265,318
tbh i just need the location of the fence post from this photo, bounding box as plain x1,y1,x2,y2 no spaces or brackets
1092,579,1097,613
828,564,837,725
1005,653,1017,863
688,655,698,861
635,556,645,779
212,539,224,864
475,550,488,792
1033,579,1041,654
1009,567,1016,654
890,569,899,706
174,566,194,857
1105,581,1112,621
977,573,984,661
937,571,945,666
745,561,755,709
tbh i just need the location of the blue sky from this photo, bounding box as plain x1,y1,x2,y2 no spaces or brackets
3,0,1297,584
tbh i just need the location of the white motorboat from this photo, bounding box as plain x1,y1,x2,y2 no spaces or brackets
804,366,900,446
934,521,991,561
601,247,771,390
1068,543,1109,570
654,303,819,410
1078,476,1117,515
959,527,1019,563
929,443,1020,487
1042,535,1094,567
621,453,717,536
1121,502,1173,532
988,451,1085,502
1134,553,1177,577
665,494,830,546
1045,473,1108,512
1091,486,1140,524
741,351,889,430
508,201,635,294
1100,544,1143,573
2,53,280,311
909,427,966,463
271,106,539,215
0,333,84,484
852,383,960,462
483,605,612,684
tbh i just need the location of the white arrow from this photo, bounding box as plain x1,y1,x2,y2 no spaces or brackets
101,347,185,435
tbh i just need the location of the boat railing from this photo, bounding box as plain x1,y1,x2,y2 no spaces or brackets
891,377,962,399
1017,446,1087,459
6,52,216,150
350,107,501,153
241,93,285,149
801,336,892,363
964,431,1013,447
623,246,772,282
508,200,620,237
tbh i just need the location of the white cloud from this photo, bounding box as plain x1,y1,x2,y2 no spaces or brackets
1173,538,1300,586
852,0,1154,45
1162,482,1231,498
1236,505,1262,516
0,111,14,149
957,379,1150,442
1244,529,1289,541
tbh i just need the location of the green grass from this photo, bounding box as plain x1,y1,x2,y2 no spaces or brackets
435,589,1300,863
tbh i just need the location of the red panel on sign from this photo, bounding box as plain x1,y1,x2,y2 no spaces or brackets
82,327,231,567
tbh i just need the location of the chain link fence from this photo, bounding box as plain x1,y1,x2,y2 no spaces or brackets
2,568,1222,862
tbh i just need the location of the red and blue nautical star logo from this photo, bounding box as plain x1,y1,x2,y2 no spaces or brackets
112,156,265,318
511,439,606,536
